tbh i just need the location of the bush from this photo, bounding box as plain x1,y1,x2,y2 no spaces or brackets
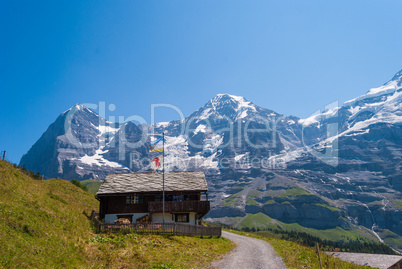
71,179,88,192
12,163,43,180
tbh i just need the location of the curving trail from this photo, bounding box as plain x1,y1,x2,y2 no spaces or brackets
210,231,287,269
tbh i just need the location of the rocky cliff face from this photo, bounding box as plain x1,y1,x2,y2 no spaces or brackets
20,105,131,179
20,70,402,251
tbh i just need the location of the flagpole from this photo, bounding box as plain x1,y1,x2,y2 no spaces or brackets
162,132,165,224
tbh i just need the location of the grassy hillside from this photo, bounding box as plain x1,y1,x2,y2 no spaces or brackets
0,161,234,268
81,179,102,194
222,212,379,243
0,161,99,267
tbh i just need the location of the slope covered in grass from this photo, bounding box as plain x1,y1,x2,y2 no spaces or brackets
0,161,234,268
232,212,378,243
81,179,102,194
0,161,99,267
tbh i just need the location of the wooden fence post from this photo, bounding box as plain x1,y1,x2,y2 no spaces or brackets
316,243,323,269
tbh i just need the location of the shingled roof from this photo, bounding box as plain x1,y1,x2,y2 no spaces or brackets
96,171,208,195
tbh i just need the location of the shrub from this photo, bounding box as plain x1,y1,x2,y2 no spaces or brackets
71,179,88,192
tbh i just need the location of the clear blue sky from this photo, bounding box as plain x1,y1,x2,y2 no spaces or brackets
1,0,402,163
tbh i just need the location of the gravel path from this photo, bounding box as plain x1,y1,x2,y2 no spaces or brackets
210,231,287,269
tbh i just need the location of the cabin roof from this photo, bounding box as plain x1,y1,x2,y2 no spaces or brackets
96,171,208,195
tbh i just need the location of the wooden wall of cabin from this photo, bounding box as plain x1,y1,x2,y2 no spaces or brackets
100,191,203,215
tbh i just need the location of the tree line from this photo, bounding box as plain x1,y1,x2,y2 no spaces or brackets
211,222,397,255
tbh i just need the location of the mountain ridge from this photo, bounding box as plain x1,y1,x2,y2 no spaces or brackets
19,69,402,252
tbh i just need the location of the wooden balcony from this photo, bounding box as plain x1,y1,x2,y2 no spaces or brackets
148,200,210,214
91,211,221,237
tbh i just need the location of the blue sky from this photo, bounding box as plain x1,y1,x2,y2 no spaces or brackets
1,0,402,163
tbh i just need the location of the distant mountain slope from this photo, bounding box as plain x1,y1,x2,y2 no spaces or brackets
20,93,302,179
19,104,147,179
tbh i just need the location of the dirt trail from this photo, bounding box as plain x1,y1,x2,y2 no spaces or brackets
210,231,286,269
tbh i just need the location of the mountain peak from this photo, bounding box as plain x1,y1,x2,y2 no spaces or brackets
389,69,402,86
208,93,255,111
211,93,246,102
74,103,85,109
191,94,259,122
343,69,402,107
71,103,94,113
62,103,99,117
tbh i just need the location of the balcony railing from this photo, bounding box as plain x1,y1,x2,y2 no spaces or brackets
91,211,221,237
148,200,210,213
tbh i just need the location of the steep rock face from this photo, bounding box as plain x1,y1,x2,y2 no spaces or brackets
20,105,130,180
19,112,68,178
372,209,402,234
261,202,344,229
102,121,149,171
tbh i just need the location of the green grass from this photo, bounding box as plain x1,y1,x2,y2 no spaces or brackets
0,161,99,268
228,230,372,269
246,198,258,205
233,212,378,243
231,183,248,190
277,187,311,198
264,199,275,205
255,225,375,244
379,229,402,251
85,233,233,268
223,192,241,206
81,179,102,194
314,203,340,211
394,200,402,209
246,190,262,198
238,213,283,230
0,161,234,268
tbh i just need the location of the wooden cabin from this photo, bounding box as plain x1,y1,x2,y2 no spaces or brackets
96,171,210,225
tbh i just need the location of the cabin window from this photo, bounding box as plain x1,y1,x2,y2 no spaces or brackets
175,213,189,223
154,195,163,202
126,195,143,204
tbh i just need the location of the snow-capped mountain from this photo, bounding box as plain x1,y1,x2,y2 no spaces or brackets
148,93,303,173
292,69,402,188
192,93,269,122
301,69,402,139
19,104,146,179
19,70,402,251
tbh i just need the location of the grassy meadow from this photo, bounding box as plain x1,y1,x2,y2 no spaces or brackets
0,161,234,268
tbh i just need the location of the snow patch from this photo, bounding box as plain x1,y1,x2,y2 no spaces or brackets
78,149,125,168
345,80,399,106
154,122,170,128
92,123,120,137
234,153,247,161
198,108,213,121
299,107,339,126
203,133,223,154
194,124,207,134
